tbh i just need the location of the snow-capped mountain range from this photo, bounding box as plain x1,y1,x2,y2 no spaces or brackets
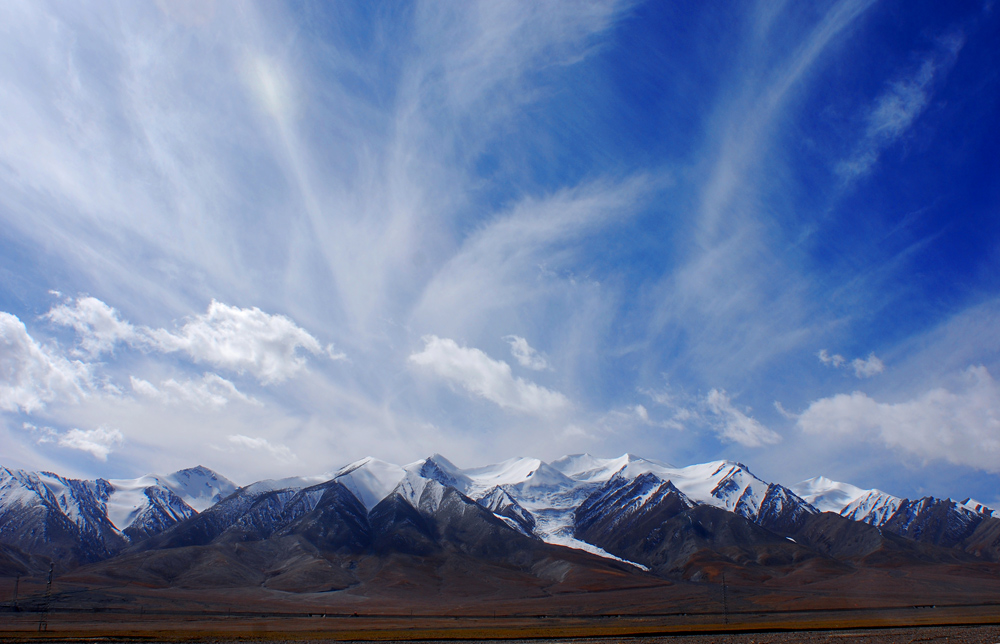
0,465,236,562
1,454,998,573
791,474,996,549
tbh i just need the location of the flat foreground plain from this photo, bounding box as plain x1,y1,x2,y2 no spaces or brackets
1,605,1000,642
2,624,1000,643
2,560,999,641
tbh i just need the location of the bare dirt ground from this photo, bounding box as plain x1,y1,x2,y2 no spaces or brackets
1,606,1000,642
2,561,999,642
2,626,1000,643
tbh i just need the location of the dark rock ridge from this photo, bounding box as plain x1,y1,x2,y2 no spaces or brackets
477,486,536,535
0,468,125,564
880,497,984,548
3,456,1000,591
70,475,621,592
576,474,819,579
123,486,195,542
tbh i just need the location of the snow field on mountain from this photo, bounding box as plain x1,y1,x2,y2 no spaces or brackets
3,452,998,569
791,476,867,513
334,457,407,511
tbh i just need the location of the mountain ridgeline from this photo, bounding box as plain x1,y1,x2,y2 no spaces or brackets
1,454,999,589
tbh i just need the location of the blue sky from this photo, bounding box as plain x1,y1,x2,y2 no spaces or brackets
1,0,999,506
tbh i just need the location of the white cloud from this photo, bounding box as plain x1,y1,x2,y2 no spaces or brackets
837,32,963,179
21,420,123,460
409,335,569,415
797,365,1000,472
412,176,654,336
851,353,885,378
44,297,137,357
819,349,884,378
145,300,334,384
58,426,124,460
0,312,91,412
773,400,798,420
640,385,700,430
227,434,294,462
412,1,632,149
594,400,690,436
130,373,258,409
818,349,846,368
503,335,550,370
704,389,781,447
45,297,338,385
641,383,778,443
22,422,59,444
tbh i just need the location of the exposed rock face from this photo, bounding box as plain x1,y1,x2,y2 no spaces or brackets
1,454,996,592
0,468,126,565
575,474,819,577
880,497,984,548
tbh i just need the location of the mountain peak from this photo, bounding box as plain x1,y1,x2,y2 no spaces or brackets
425,453,460,468
334,457,406,511
960,497,996,517
162,466,237,512
790,475,866,513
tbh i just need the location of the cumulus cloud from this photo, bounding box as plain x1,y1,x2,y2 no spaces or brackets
851,353,885,378
130,373,258,409
0,312,91,412
797,365,1000,472
21,421,123,460
409,335,569,414
503,335,550,370
819,349,884,378
22,422,59,444
58,426,124,460
704,389,781,447
149,300,342,383
44,297,137,357
227,434,294,461
46,297,340,384
818,349,846,368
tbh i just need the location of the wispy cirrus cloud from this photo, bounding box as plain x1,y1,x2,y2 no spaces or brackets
130,373,259,409
0,0,996,504
704,389,782,448
645,0,881,391
412,176,655,337
837,32,964,179
227,434,294,462
638,384,779,447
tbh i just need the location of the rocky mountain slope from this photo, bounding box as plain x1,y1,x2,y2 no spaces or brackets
1,454,998,592
791,475,999,557
0,465,235,563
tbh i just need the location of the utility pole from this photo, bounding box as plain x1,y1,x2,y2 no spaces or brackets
721,571,729,626
12,574,19,612
38,563,53,632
